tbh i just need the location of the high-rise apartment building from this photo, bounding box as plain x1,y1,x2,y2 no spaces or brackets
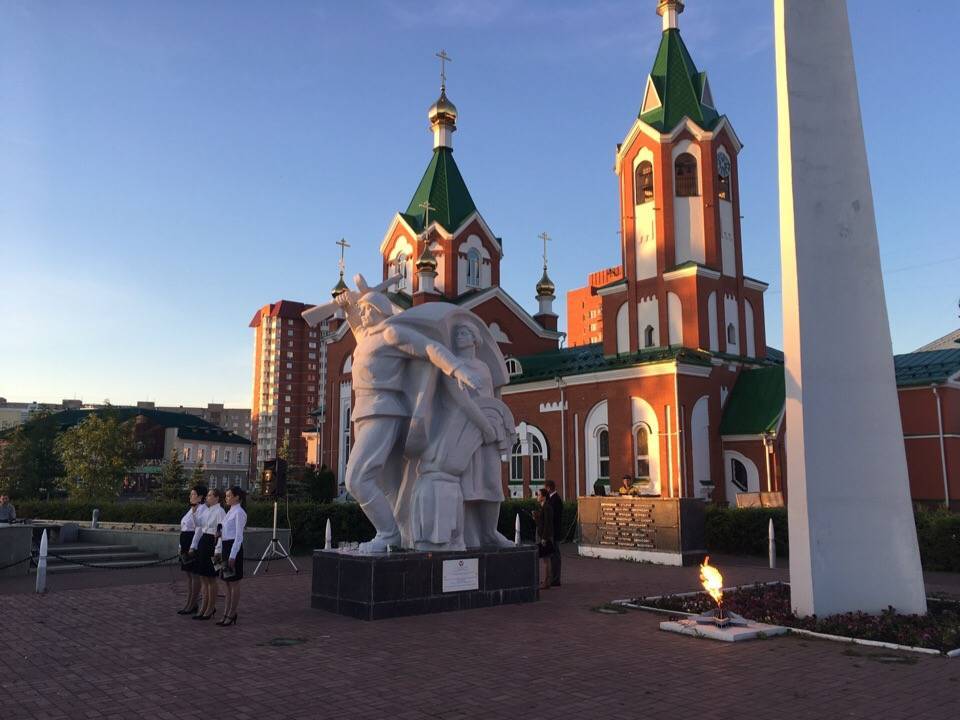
566,266,624,347
248,300,326,471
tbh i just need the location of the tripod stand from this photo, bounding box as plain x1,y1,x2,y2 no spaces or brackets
253,499,299,575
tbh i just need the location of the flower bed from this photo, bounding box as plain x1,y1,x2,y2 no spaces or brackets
632,583,960,654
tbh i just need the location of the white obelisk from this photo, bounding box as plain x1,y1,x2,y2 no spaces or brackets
775,0,927,616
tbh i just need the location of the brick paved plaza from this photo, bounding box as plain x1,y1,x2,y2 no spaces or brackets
2,549,958,720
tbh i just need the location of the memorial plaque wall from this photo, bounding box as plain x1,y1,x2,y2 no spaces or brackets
598,500,655,549
577,496,706,566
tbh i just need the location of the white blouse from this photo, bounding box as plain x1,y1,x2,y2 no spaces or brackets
191,504,226,550
180,503,207,532
218,505,247,560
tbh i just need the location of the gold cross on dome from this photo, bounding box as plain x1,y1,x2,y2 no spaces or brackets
538,231,551,269
436,49,452,89
418,200,437,230
335,238,350,275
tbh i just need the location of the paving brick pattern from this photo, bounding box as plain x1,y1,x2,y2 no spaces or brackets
2,549,958,720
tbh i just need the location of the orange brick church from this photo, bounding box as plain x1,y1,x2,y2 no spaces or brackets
251,1,958,508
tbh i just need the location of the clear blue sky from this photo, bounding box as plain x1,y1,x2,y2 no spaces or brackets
2,0,957,408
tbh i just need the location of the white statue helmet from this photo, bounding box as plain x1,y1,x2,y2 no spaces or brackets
357,291,394,320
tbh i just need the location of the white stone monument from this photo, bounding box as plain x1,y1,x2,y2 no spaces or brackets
775,0,926,616
303,274,516,553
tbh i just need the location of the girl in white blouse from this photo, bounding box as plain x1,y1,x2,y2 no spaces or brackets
177,484,208,615
216,486,247,626
188,488,226,620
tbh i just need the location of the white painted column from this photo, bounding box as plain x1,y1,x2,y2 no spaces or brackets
35,529,48,594
775,0,926,616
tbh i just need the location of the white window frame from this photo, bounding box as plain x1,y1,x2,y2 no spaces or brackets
396,253,408,290
466,248,481,288
596,426,610,481
633,422,651,479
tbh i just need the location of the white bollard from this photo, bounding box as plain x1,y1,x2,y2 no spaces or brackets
324,518,332,550
35,529,48,594
768,518,776,570
514,513,521,546
91,509,99,529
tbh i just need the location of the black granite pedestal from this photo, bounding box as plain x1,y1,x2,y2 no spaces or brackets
311,544,539,620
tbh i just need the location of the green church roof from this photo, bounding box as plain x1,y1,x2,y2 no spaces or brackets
717,347,960,436
640,29,720,132
719,366,785,436
507,343,712,386
404,147,477,233
894,348,960,387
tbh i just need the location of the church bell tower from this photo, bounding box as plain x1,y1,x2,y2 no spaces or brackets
602,0,766,362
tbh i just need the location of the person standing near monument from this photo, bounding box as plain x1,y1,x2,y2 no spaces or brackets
334,279,484,552
0,495,15,523
534,488,553,590
188,488,225,620
177,484,207,615
216,486,246,627
544,480,563,586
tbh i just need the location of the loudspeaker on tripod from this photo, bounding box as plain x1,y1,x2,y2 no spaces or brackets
261,458,287,498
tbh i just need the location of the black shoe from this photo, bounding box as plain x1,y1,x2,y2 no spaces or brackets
192,610,216,621
216,614,238,627
177,605,199,616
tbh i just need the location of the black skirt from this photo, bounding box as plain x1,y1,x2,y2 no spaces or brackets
179,531,196,573
194,533,218,577
220,540,244,582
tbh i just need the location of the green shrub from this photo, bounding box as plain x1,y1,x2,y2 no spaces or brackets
706,505,960,572
705,505,788,557
914,507,960,573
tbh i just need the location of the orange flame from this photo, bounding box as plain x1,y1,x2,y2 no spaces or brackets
699,556,724,607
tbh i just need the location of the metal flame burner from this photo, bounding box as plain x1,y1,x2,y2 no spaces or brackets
692,607,748,629
712,607,730,628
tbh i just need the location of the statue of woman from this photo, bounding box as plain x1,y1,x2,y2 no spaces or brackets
404,323,515,550
446,324,515,548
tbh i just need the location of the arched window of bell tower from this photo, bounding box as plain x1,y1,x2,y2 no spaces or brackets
727,323,737,346
675,153,699,197
634,161,654,205
395,253,408,290
466,248,481,288
644,325,655,348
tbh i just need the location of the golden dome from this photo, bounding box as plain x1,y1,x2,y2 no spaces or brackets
536,268,555,296
416,244,438,272
428,88,458,125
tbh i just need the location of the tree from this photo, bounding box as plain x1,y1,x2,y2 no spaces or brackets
0,412,63,499
307,464,338,503
190,460,205,485
56,413,138,501
158,450,186,500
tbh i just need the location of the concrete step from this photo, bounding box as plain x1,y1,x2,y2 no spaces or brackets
40,556,163,574
35,542,163,574
48,551,157,565
49,543,144,554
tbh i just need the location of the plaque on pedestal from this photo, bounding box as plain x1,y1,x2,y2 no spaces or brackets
312,545,538,621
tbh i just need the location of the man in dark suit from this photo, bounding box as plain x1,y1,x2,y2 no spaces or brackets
544,480,563,586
